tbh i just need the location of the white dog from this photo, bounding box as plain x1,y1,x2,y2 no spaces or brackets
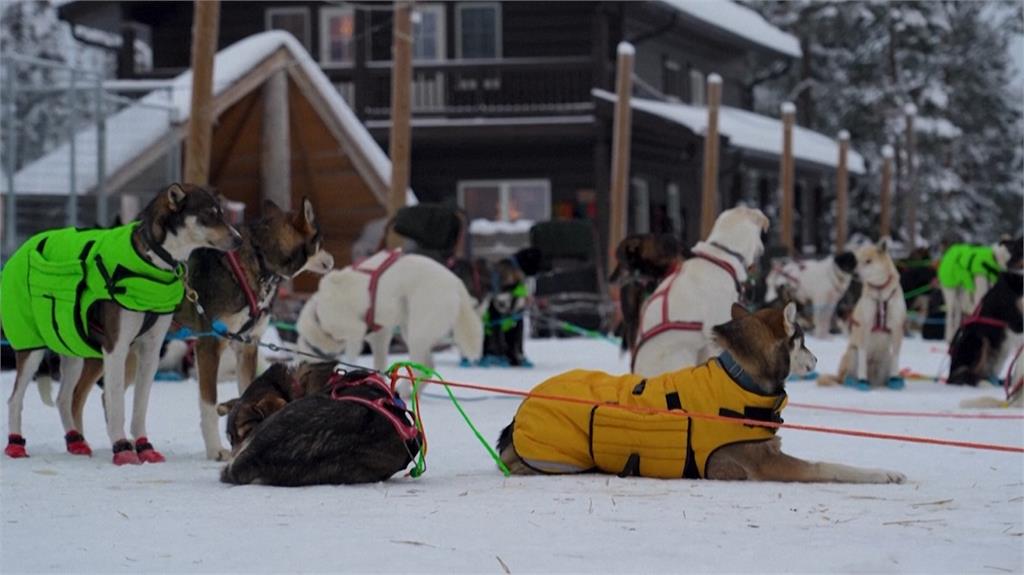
765,252,857,339
833,239,907,390
631,206,770,377
296,251,483,386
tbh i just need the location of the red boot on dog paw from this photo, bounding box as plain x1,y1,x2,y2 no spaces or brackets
112,440,141,465
5,434,28,458
65,430,93,456
135,437,165,463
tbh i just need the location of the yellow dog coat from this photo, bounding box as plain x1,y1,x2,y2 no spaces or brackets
511,354,787,478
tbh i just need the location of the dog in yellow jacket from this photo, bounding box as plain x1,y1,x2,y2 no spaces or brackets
497,303,907,483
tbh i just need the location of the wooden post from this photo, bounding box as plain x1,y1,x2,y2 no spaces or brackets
607,41,635,266
700,73,722,239
835,130,849,250
880,144,894,239
903,103,917,248
261,69,291,210
386,1,413,249
779,102,796,256
184,0,220,185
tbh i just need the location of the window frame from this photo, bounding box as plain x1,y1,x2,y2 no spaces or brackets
631,177,650,234
265,6,312,52
319,5,356,68
455,2,502,60
457,179,551,223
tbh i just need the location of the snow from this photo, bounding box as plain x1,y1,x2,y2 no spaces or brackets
468,218,535,235
617,42,635,56
594,89,867,174
661,0,802,59
2,335,1022,573
2,31,405,202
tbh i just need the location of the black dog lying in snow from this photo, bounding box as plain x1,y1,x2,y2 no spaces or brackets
219,363,421,486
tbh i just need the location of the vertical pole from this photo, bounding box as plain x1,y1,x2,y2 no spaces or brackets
184,0,220,185
880,145,894,239
4,59,18,253
67,69,78,227
386,0,413,249
835,130,849,250
779,102,796,256
903,103,917,248
95,77,108,226
700,73,722,239
261,69,291,210
607,41,635,266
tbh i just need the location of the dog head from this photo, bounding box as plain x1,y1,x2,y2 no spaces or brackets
706,207,770,267
252,198,334,278
711,302,816,393
220,361,337,450
610,234,682,283
853,239,897,285
833,251,857,275
999,236,1023,270
144,183,243,257
489,259,527,315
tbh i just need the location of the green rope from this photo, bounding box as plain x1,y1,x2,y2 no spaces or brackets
551,318,621,346
387,360,512,477
903,282,936,300
271,321,297,332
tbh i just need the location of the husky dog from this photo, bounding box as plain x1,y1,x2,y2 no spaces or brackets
497,303,905,484
947,240,1023,387
831,240,907,390
295,251,483,390
765,252,857,339
71,199,334,461
938,240,1013,342
609,233,683,354
3,184,241,464
632,207,769,376
219,364,420,486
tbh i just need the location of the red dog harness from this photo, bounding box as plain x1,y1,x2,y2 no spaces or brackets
353,249,403,333
327,371,420,442
630,250,744,371
1006,346,1023,404
851,274,898,333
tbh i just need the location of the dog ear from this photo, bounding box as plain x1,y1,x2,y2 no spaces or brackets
730,302,750,320
294,197,317,234
783,302,798,336
216,398,239,417
878,237,890,253
166,183,187,212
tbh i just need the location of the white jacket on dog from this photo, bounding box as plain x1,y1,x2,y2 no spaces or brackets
632,207,769,377
296,252,483,377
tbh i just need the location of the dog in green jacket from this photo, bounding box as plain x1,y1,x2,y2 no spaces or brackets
938,241,1013,342
2,183,241,464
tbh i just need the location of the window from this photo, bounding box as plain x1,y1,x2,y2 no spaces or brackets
631,177,650,234
266,7,311,51
663,57,683,102
458,180,551,222
320,6,355,66
413,5,445,61
689,68,706,106
666,182,683,238
457,3,501,59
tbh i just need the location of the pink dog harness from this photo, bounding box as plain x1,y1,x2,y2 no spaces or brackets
851,274,898,333
353,249,403,333
327,371,420,442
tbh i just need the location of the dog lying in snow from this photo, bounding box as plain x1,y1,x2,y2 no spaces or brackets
497,303,905,483
218,363,420,486
631,206,769,376
764,252,857,339
295,251,483,393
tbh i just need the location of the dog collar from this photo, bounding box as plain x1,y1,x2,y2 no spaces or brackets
866,274,894,292
717,351,762,394
709,241,748,269
140,221,181,270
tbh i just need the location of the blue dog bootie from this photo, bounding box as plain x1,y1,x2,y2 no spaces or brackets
459,357,472,368
985,376,1004,388
885,376,906,390
843,376,871,391
788,371,819,382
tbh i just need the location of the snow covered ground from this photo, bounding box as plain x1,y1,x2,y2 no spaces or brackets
2,334,1022,573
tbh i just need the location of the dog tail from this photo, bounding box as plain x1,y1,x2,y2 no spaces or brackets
817,374,841,387
37,377,55,407
453,283,484,362
496,421,514,453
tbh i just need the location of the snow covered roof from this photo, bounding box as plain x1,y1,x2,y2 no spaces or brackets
593,89,865,174
3,31,410,203
660,0,802,59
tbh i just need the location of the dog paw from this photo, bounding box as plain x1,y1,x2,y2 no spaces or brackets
208,448,232,462
65,431,93,456
872,469,907,484
5,435,28,458
135,438,165,464
885,377,906,390
843,376,871,391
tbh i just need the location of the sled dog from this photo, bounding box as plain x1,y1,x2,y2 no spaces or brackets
2,184,240,463
632,207,769,376
764,252,857,339
497,303,905,483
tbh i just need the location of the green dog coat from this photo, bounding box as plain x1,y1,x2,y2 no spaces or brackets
0,223,184,358
938,244,1002,293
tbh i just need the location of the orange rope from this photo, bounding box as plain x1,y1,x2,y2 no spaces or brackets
399,375,1024,454
786,402,1024,420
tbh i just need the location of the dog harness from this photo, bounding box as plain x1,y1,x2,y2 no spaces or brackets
222,250,281,335
353,249,403,332
1,223,184,358
938,244,1002,292
630,246,745,371
850,274,899,333
1006,346,1023,404
327,371,420,442
511,353,786,479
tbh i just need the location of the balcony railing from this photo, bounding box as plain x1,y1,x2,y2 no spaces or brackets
327,56,597,119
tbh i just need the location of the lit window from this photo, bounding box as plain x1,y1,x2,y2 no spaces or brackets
458,180,550,223
320,7,355,66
